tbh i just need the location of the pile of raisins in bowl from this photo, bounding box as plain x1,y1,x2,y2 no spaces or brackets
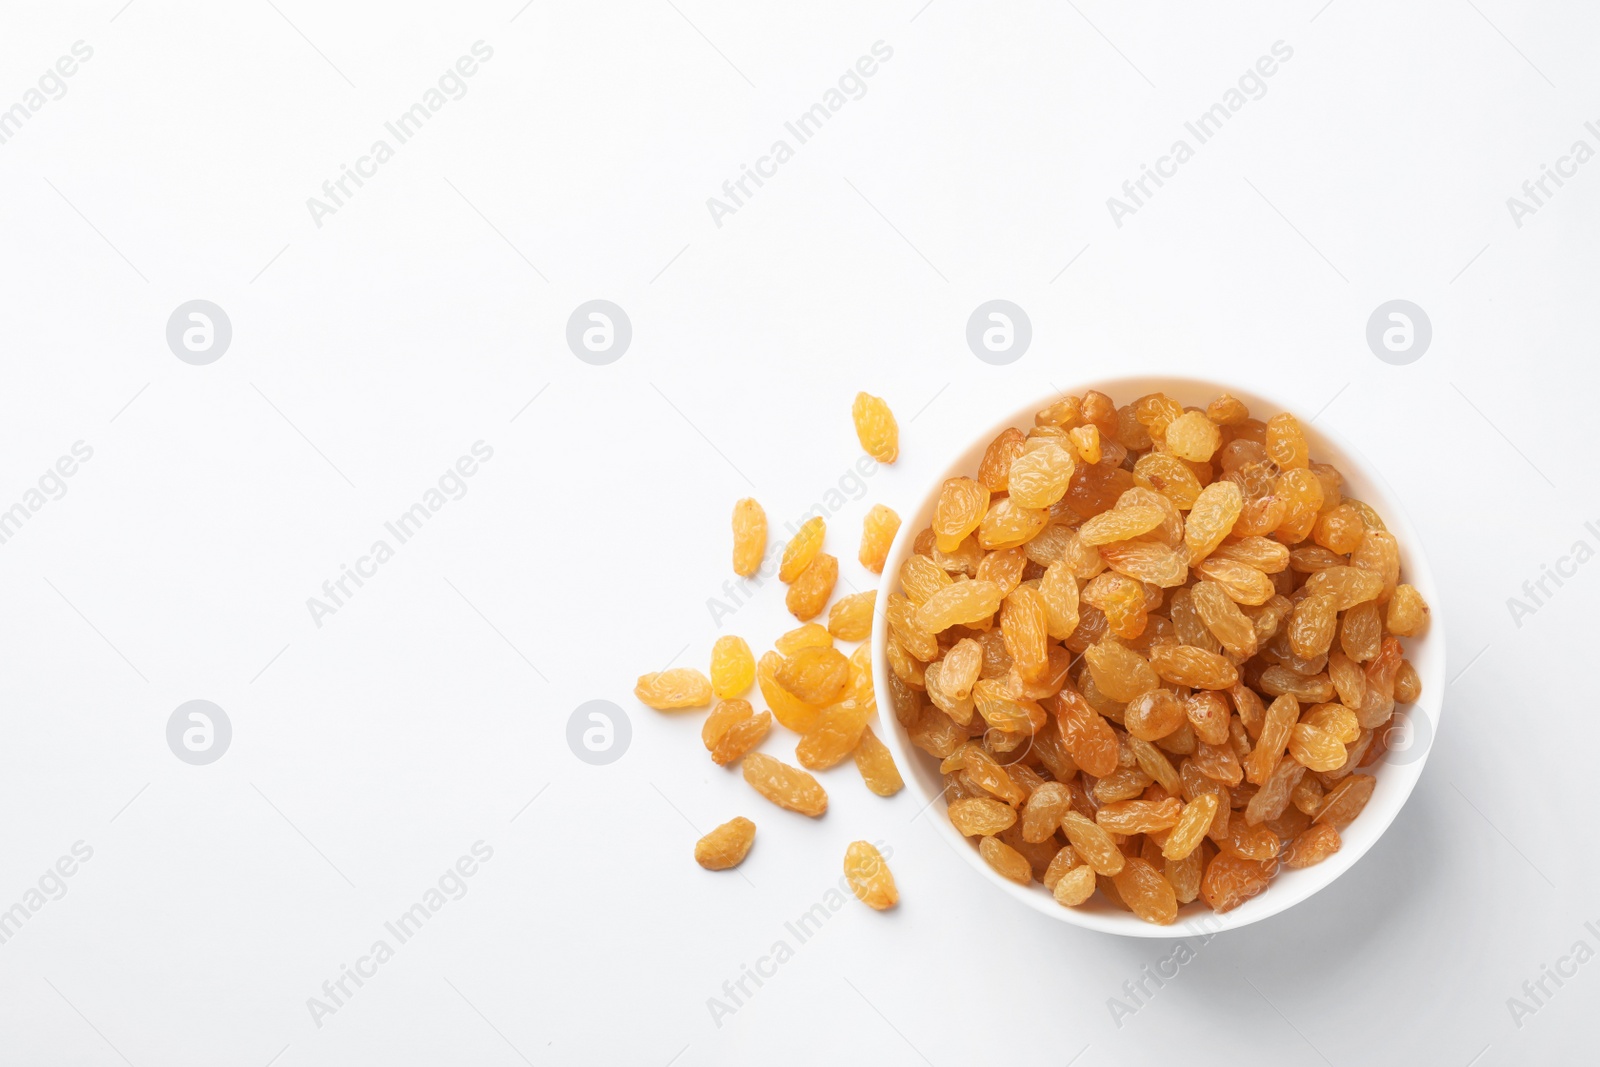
887,390,1428,924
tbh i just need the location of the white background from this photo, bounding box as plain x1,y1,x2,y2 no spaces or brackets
1,1,1596,1064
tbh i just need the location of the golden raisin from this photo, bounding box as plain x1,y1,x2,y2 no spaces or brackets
634,668,713,710
827,591,877,642
785,552,838,621
859,504,901,574
852,392,899,463
779,517,826,583
742,753,827,816
710,635,755,699
843,841,898,909
694,817,756,870
731,498,767,577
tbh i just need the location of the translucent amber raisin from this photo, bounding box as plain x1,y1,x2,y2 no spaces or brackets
1303,565,1384,610
779,517,825,583
758,651,823,733
1265,412,1308,470
1394,659,1421,704
635,668,713,710
1124,688,1185,741
1007,441,1075,509
916,580,1003,634
852,392,898,463
934,477,990,552
732,498,767,577
695,817,756,870
1285,823,1341,868
844,841,898,909
1387,584,1430,636
1082,642,1160,701
853,726,904,796
980,836,1033,884
859,504,901,574
1313,774,1374,828
827,591,877,642
1149,644,1238,690
785,552,838,621
702,700,769,766
1201,852,1270,912
979,427,1028,491
1164,411,1222,462
795,699,872,769
742,753,827,816
1287,593,1338,659
1184,483,1241,566
1054,686,1121,777
979,497,1049,550
1113,856,1178,925
1062,812,1126,875
710,635,755,699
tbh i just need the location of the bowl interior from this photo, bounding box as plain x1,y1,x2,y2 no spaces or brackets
872,375,1445,937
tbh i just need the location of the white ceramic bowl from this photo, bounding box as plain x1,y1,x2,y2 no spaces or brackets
871,376,1445,937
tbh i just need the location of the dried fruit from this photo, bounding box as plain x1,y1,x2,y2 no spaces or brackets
916,580,1004,633
1008,441,1076,509
1052,863,1097,906
785,552,838,621
859,505,901,574
635,668,713,710
844,841,898,909
1394,659,1421,704
1313,774,1375,828
934,477,990,552
796,699,872,769
758,651,823,733
979,427,1028,491
948,797,1017,836
1201,852,1270,912
695,817,756,870
1194,558,1275,605
775,623,832,656
1125,688,1186,741
1288,593,1338,659
1149,644,1239,690
1265,412,1308,470
887,390,1425,922
979,497,1049,550
775,645,851,706
1113,857,1178,924
732,498,767,577
779,516,825,583
1019,782,1072,842
710,636,755,699
1162,794,1219,860
1083,642,1160,702
1164,411,1222,462
1303,565,1385,611
827,591,877,642
853,726,904,796
1285,823,1341,868
1096,798,1183,834
1062,812,1126,875
703,700,773,766
1387,584,1430,636
980,835,1034,884
1080,504,1166,546
1245,694,1299,785
742,753,827,816
1190,483,1248,566
852,392,899,463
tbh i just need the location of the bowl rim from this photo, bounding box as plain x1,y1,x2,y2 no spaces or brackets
871,374,1446,937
